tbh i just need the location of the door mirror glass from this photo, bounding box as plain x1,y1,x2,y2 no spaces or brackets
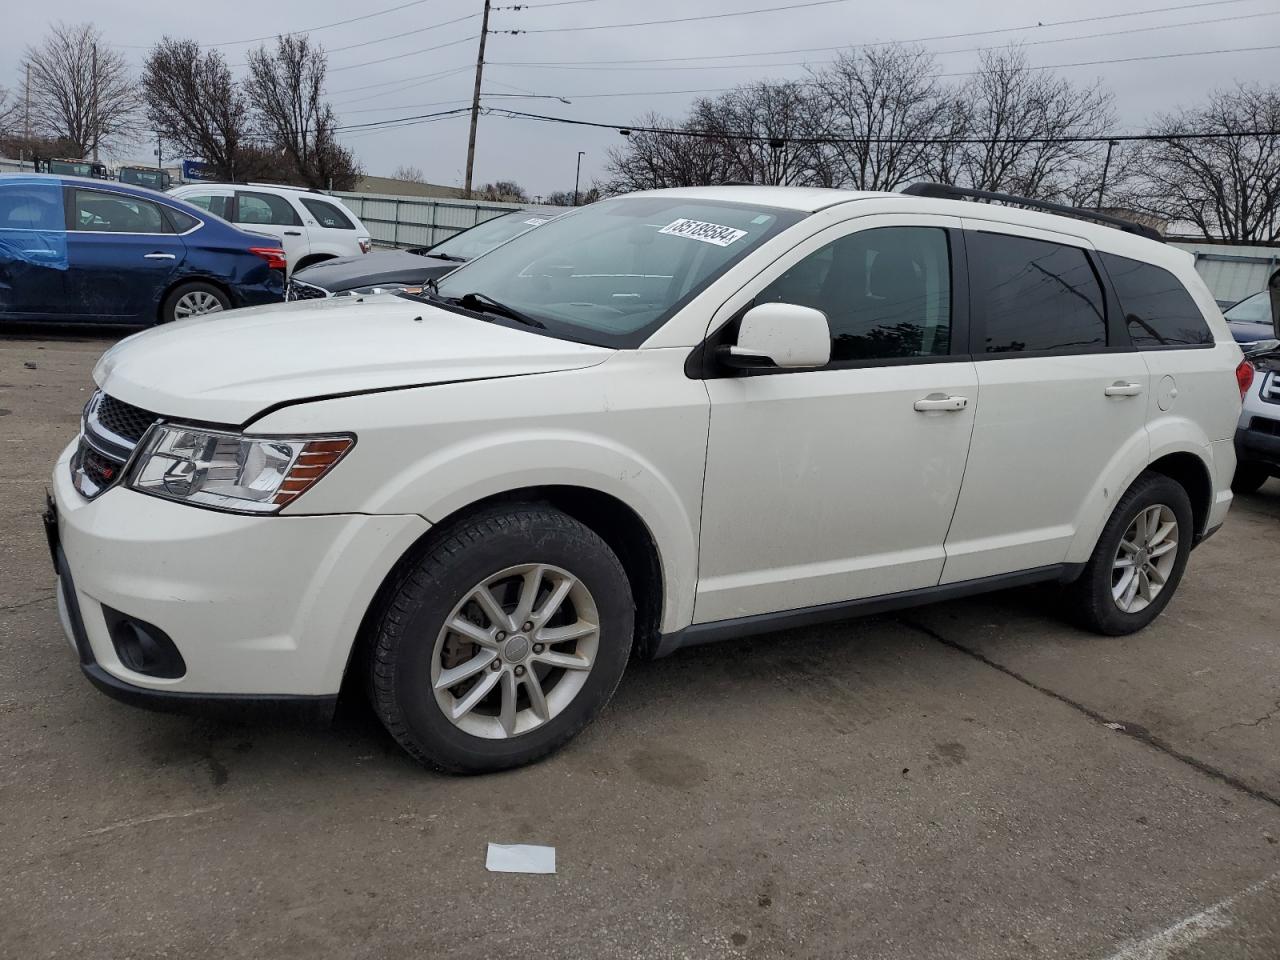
722,302,831,370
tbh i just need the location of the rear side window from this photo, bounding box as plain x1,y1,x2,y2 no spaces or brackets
300,198,354,229
236,191,302,226
71,190,171,233
756,226,952,362
970,232,1106,353
1100,252,1213,348
164,207,201,233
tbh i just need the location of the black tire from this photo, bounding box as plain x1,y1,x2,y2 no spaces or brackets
160,281,230,324
1232,463,1271,495
368,505,634,773
1065,471,1194,636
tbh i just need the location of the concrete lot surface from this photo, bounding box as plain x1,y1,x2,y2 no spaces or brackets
2,332,1279,960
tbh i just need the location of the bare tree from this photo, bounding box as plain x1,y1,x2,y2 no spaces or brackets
142,39,251,180
246,35,360,189
807,45,953,190
1133,84,1280,241
478,180,529,202
604,112,740,192
691,81,825,186
938,47,1113,201
0,86,20,141
393,164,427,183
22,22,138,157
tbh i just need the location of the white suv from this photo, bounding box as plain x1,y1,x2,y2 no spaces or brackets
168,182,371,275
48,185,1247,773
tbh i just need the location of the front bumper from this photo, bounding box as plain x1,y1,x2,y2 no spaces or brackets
50,442,430,703
1235,418,1280,470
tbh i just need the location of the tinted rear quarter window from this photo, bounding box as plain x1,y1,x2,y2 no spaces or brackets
1100,252,1212,347
164,207,201,233
300,198,354,229
236,191,302,226
970,232,1106,353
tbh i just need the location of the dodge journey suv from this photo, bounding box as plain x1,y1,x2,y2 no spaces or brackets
48,184,1247,772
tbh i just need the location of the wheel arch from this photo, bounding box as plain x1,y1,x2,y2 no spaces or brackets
1145,450,1213,541
294,253,336,272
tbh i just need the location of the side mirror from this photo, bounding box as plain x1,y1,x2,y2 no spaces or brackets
719,302,831,370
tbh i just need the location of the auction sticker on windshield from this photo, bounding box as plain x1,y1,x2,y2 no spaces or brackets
659,218,748,247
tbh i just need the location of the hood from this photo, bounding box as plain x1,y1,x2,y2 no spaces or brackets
94,295,613,425
293,249,460,292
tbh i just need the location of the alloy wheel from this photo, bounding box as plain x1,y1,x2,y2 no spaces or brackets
1112,503,1179,614
174,291,225,318
430,563,600,739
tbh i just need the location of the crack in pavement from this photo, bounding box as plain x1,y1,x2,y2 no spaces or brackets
1211,698,1280,734
898,617,1280,813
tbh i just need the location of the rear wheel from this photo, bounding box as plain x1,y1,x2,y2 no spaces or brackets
161,281,230,323
368,506,634,773
1065,472,1194,635
1232,463,1271,495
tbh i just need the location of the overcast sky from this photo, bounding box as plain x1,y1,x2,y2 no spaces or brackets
2,0,1276,196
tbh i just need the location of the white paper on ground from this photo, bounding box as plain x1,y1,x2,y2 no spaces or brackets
486,843,556,874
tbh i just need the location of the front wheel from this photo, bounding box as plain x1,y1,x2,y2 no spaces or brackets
1065,472,1194,635
368,506,634,773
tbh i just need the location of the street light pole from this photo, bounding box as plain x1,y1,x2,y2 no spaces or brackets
573,150,585,206
1097,139,1119,208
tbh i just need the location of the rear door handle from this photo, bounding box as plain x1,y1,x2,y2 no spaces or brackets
143,252,176,260
914,394,969,412
284,230,302,236
1104,381,1143,397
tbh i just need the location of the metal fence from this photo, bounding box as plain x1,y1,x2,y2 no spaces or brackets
331,192,538,249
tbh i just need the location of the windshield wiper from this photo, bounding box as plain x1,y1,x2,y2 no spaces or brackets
457,291,546,329
430,252,467,262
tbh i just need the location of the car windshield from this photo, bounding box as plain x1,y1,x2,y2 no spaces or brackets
1225,291,1273,325
428,211,557,261
431,196,804,347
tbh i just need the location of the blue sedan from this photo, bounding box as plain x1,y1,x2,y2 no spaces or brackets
0,174,285,325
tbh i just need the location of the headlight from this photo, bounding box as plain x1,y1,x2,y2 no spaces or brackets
127,425,354,514
343,283,425,297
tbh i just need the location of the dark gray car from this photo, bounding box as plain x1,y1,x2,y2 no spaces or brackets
286,207,563,300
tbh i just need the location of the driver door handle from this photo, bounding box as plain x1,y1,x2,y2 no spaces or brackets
143,252,176,260
1104,381,1143,397
284,230,302,236
914,394,969,412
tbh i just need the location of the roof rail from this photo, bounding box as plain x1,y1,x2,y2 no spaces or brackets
901,182,1163,243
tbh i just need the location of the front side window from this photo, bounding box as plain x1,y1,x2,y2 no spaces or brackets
0,182,63,231
755,226,952,362
184,194,232,220
72,190,170,233
300,198,354,229
971,232,1106,353
432,197,805,347
1101,252,1212,347
236,191,302,226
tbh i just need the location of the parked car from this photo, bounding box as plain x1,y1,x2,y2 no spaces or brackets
0,173,285,325
1223,290,1279,344
118,166,172,191
48,184,1246,773
33,157,108,179
286,207,563,300
169,182,371,276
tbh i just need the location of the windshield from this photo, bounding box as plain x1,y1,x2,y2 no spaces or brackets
428,212,557,261
1225,291,1272,325
432,196,804,347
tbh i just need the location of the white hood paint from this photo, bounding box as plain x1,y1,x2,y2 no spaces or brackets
93,295,614,425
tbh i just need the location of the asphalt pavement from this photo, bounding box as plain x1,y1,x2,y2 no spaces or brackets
2,331,1278,960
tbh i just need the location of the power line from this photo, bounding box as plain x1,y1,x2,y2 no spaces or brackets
335,106,473,132
330,66,475,105
327,63,474,98
326,13,479,54
490,0,1252,62
112,0,442,48
488,6,1276,70
487,105,1280,145
329,34,478,72
491,0,850,34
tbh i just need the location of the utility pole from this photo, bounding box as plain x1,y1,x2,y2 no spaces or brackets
573,151,585,205
464,0,492,200
1096,139,1119,208
23,63,30,166
155,131,162,171
90,42,99,162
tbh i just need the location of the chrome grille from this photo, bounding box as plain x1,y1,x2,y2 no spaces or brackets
73,390,161,500
1261,371,1280,405
286,279,330,302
